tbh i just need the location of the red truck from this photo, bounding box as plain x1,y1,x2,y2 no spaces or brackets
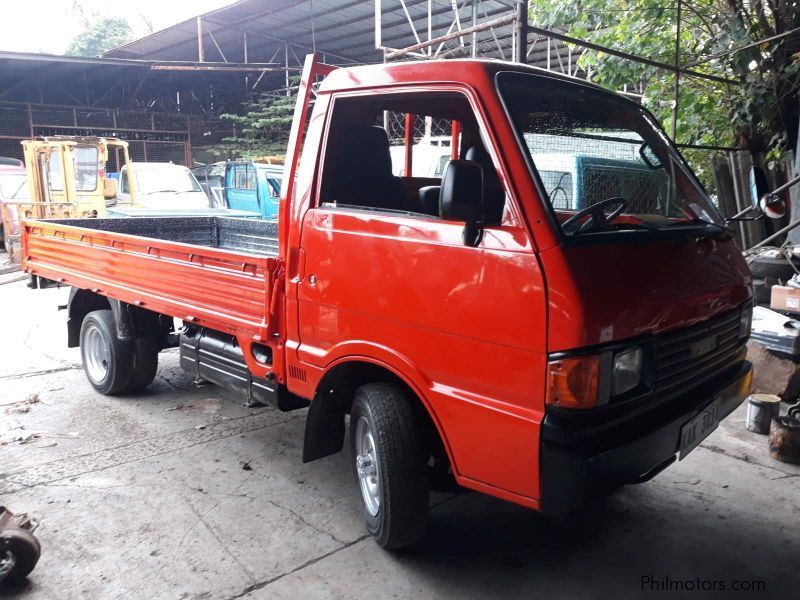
23,56,754,549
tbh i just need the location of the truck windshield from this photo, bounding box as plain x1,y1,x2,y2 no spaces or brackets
74,146,99,192
135,168,202,194
498,72,722,237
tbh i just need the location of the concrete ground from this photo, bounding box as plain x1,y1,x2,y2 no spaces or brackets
1,276,799,600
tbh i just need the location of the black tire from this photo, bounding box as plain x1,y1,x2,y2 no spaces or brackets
79,310,133,395
350,382,429,549
746,248,799,282
754,282,773,306
0,528,41,584
127,335,159,392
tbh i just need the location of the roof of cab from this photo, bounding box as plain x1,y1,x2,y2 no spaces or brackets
319,58,616,98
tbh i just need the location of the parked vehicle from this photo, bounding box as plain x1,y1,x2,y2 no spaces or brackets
389,135,453,178
112,163,210,211
108,162,261,218
0,162,28,255
23,56,757,549
224,159,283,220
532,152,669,212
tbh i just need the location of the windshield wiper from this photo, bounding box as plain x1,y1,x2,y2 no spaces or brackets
664,218,731,232
662,218,735,238
568,220,662,235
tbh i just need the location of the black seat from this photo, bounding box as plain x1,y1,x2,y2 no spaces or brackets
465,146,505,224
417,185,440,216
324,125,406,211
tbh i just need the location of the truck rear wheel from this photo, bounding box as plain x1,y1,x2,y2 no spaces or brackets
127,336,159,392
350,382,428,549
79,310,133,395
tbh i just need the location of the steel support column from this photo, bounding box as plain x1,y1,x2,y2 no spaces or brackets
515,2,527,64
196,17,205,62
471,0,479,58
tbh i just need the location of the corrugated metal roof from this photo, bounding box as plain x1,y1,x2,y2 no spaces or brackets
104,0,543,67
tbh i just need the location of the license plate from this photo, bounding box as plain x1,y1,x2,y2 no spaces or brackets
679,399,721,459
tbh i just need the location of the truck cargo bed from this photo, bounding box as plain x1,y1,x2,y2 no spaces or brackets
23,217,281,341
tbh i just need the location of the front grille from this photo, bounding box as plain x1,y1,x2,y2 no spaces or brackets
652,307,745,399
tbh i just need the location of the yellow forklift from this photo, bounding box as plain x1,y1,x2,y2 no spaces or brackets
20,136,135,220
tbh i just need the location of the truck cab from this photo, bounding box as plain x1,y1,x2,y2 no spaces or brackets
224,160,283,220
282,58,753,525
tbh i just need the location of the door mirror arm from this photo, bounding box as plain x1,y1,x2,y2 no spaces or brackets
462,221,483,247
725,193,787,222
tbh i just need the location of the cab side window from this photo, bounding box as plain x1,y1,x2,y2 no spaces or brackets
318,93,508,224
233,165,256,190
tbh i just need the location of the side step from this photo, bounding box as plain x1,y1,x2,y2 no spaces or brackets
179,326,308,411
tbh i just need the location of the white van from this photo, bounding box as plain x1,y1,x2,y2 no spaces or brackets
117,163,210,210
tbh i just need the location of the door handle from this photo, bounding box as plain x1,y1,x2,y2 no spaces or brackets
288,247,306,282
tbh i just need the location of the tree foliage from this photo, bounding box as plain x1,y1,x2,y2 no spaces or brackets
218,91,297,158
65,16,134,57
529,0,800,164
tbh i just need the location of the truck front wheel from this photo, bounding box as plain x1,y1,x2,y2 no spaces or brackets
79,310,133,395
350,382,429,549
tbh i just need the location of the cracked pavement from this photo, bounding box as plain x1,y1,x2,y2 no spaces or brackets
1,280,799,599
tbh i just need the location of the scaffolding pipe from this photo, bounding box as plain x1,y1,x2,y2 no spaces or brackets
471,0,478,58
515,2,527,64
526,23,737,86
671,0,681,139
385,13,516,59
404,113,415,178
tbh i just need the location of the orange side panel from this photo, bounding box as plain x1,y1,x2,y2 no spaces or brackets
23,220,274,346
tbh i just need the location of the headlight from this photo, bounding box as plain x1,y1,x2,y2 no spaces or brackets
612,347,642,396
739,305,752,339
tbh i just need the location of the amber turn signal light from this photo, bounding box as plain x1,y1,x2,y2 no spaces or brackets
546,355,600,409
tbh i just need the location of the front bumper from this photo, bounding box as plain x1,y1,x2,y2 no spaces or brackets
540,360,752,515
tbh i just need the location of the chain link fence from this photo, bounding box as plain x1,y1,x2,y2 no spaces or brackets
383,111,453,144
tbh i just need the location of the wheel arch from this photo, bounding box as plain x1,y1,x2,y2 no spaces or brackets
67,288,113,347
302,356,455,473
67,288,170,348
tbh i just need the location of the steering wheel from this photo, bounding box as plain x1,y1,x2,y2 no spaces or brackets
562,197,628,232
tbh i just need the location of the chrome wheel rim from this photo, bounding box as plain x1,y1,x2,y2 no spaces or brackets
83,324,110,383
355,416,380,517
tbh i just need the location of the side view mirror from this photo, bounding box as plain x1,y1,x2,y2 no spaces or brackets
760,193,787,219
727,167,789,223
440,160,484,246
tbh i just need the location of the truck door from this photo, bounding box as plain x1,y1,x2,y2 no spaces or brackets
226,163,258,213
295,91,548,500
